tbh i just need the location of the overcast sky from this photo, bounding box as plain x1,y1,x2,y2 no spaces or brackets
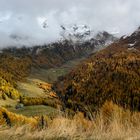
0,0,140,47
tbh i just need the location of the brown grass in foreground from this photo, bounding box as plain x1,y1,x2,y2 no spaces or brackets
1,101,140,140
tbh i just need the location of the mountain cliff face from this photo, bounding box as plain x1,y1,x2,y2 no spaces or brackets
54,27,140,114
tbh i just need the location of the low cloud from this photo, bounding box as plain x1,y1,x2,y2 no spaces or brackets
0,0,140,47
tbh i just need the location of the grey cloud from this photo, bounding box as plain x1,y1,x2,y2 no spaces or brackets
0,0,140,47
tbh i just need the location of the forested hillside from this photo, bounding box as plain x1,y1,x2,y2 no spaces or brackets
54,29,140,114
0,53,32,100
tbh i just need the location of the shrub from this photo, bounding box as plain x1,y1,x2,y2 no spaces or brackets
20,97,60,108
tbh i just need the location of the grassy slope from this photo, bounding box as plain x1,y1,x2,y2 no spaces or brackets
8,105,58,117
17,78,47,98
0,98,17,108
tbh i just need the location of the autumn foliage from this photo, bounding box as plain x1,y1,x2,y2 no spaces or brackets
0,53,32,100
54,42,140,113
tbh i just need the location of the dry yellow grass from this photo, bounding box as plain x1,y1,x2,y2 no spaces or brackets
1,101,140,140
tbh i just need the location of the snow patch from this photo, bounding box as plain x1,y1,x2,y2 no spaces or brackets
128,41,136,47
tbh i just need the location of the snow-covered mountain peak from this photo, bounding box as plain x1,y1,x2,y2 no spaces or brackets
59,24,117,46
60,24,94,43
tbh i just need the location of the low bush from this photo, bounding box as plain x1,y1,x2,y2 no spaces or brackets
20,97,60,108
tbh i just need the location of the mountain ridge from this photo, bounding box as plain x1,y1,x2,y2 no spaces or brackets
3,30,116,69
